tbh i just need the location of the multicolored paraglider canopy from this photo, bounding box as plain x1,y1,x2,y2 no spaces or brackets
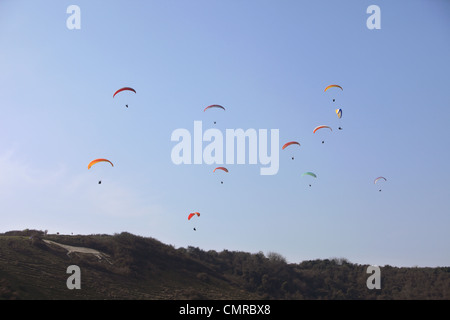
324,84,343,92
188,212,200,220
282,141,300,150
203,104,225,112
374,176,387,184
313,125,332,134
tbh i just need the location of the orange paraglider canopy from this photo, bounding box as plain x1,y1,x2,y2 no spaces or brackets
88,159,114,169
282,141,300,150
313,125,332,134
324,84,343,92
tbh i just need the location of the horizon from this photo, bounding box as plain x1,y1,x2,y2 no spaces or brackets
2,228,449,269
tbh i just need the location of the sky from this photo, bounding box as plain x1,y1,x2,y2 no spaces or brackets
0,0,449,268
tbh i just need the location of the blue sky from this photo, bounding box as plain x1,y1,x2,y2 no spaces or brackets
1,0,449,267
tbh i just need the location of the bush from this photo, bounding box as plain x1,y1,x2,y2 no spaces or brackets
267,251,287,264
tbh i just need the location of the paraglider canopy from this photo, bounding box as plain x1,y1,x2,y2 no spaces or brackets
282,141,300,150
203,104,225,112
113,87,136,98
324,84,343,92
336,109,342,119
313,125,332,134
302,172,317,178
283,141,300,160
374,177,387,184
302,172,317,186
88,159,114,169
313,126,332,144
214,167,228,184
374,176,387,191
188,212,200,220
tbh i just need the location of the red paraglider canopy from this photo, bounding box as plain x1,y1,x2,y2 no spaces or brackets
113,87,136,98
203,104,225,112
188,212,200,220
282,141,300,150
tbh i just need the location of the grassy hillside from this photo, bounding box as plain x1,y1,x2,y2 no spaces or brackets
0,229,449,300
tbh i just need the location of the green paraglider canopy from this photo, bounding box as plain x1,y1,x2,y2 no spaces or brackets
302,172,317,178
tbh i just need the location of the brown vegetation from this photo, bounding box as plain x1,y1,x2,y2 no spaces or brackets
0,229,449,300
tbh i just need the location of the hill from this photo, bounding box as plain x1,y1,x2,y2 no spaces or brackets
0,229,449,300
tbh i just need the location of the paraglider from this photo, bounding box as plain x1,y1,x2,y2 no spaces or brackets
282,141,300,160
313,126,332,144
113,87,136,108
325,85,342,103
302,172,317,187
214,167,228,184
204,104,225,125
374,176,387,191
336,109,343,130
88,159,114,184
188,212,200,231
